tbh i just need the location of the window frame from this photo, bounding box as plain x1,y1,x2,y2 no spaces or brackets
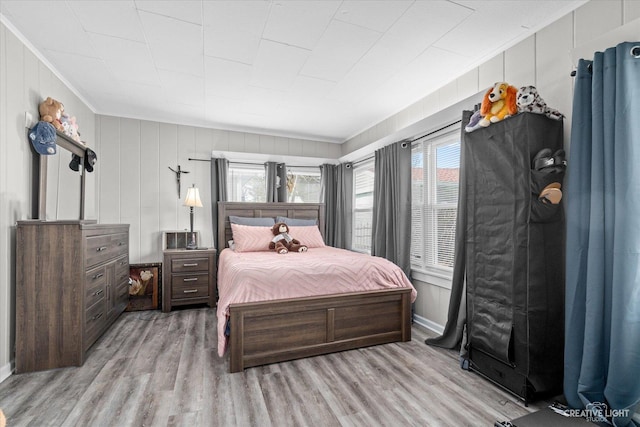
284,166,322,203
352,158,375,254
227,162,267,203
411,128,461,288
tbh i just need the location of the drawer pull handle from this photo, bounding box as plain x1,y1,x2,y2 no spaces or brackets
93,289,103,296
183,289,198,294
183,263,198,267
96,246,108,252
118,242,125,246
183,277,198,282
93,273,104,280
92,313,103,321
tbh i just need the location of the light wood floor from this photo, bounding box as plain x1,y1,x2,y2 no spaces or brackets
0,307,545,426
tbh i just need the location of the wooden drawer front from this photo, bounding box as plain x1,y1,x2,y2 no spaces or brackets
171,257,208,273
85,266,107,309
114,256,129,284
85,299,106,337
171,273,209,299
85,233,129,268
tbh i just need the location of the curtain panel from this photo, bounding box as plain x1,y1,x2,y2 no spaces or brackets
320,163,352,249
371,141,412,277
265,162,287,202
564,42,640,426
425,114,469,351
210,157,228,250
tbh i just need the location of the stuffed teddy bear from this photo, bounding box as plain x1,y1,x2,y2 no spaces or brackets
479,82,518,127
269,222,308,254
516,86,564,120
38,97,64,132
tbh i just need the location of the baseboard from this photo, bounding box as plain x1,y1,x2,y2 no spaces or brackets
413,314,444,335
0,361,13,384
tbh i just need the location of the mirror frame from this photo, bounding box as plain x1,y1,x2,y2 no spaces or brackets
30,129,87,220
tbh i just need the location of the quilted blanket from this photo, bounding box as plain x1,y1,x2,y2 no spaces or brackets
216,246,417,356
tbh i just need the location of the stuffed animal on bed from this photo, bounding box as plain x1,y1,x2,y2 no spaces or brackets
516,85,564,120
479,82,518,127
269,222,308,254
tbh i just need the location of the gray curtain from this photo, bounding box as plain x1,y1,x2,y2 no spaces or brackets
265,162,286,202
210,157,228,250
371,141,412,277
425,113,469,351
564,42,640,426
320,163,352,249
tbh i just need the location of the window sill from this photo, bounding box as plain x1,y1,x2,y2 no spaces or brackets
410,269,452,290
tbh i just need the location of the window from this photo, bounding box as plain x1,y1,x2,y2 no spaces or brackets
352,160,375,253
411,129,460,279
228,163,266,202
285,167,321,203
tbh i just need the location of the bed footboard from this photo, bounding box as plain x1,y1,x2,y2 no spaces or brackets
228,288,412,373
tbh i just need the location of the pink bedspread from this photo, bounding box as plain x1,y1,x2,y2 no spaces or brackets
216,247,417,356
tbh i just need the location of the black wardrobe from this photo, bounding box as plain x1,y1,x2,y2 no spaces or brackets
462,111,565,403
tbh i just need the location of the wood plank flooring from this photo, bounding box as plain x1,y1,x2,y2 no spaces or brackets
0,308,546,426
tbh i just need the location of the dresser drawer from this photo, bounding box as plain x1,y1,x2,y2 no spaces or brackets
114,255,129,285
171,273,210,299
85,233,129,268
85,266,106,309
171,257,208,273
85,299,106,338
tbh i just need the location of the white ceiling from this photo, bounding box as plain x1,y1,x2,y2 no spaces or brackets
0,0,586,143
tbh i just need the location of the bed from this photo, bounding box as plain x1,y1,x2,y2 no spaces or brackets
217,202,417,373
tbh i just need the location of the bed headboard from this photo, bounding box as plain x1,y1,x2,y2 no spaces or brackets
217,202,325,249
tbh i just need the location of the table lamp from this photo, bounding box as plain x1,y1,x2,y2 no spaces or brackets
184,184,203,250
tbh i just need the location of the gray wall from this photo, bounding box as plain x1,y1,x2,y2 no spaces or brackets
0,20,97,381
339,1,640,332
93,115,340,264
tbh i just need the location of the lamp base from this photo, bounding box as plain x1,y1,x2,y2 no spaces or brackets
186,231,197,250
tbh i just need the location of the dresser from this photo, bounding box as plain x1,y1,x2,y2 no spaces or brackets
162,248,216,312
16,220,129,373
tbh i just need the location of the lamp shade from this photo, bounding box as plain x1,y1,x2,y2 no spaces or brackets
184,186,203,208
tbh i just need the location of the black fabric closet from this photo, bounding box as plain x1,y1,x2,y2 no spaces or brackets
429,111,565,403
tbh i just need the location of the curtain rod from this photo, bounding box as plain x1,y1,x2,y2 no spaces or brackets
350,119,462,168
188,157,319,169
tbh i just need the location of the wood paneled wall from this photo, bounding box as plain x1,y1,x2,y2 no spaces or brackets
94,115,341,265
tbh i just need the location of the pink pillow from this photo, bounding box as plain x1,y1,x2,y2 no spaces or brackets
230,224,273,252
288,226,325,248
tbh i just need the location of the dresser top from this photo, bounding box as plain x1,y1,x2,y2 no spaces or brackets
17,220,129,230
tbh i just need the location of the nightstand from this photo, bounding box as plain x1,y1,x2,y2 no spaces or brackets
162,248,216,312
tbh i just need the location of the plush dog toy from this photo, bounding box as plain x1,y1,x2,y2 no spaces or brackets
269,222,308,254
479,82,518,127
516,86,564,120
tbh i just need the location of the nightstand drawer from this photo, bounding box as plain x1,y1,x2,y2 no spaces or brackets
171,257,209,273
171,273,209,298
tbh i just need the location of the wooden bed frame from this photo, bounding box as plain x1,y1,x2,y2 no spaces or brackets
217,202,412,373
